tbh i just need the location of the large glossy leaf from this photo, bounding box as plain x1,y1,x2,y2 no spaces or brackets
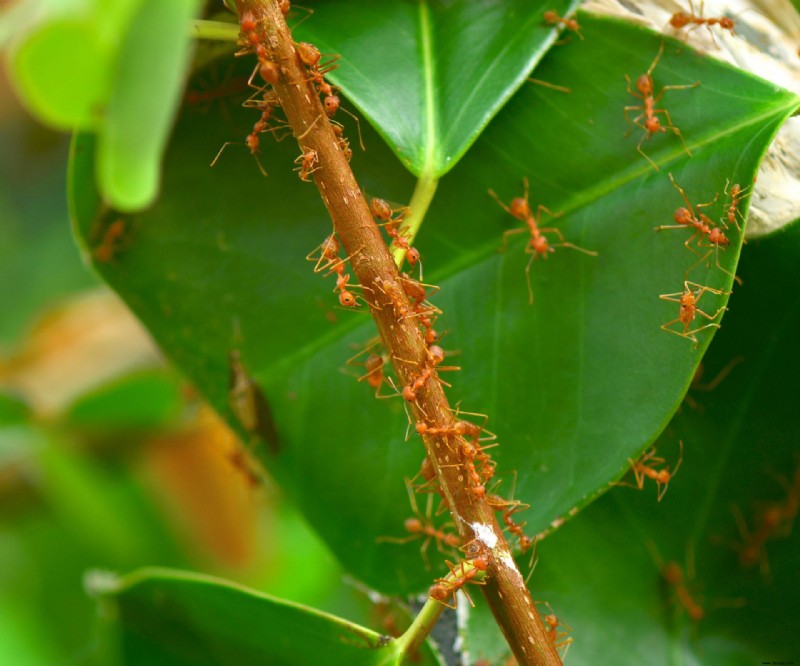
70,14,800,594
294,0,580,176
468,220,800,665
94,568,442,666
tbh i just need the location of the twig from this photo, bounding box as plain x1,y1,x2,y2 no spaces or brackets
232,2,562,663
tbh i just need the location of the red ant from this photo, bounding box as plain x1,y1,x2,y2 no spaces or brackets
305,233,340,273
621,441,683,501
722,179,751,233
670,0,737,44
659,281,728,348
728,503,782,576
400,345,460,402
537,602,574,658
656,174,737,280
184,75,249,109
429,556,489,609
648,541,705,621
211,90,281,176
238,11,262,54
543,10,584,40
299,42,365,150
371,197,420,271
727,464,800,575
346,340,393,398
486,492,535,553
294,146,319,181
623,42,700,171
93,218,127,262
378,479,461,568
661,560,704,621
489,178,597,304
312,240,364,307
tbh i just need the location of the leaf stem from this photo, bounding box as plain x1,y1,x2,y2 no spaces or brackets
392,172,438,267
189,19,240,41
392,595,447,663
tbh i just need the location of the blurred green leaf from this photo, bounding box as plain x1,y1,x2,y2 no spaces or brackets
70,15,799,593
0,393,31,426
295,0,580,176
63,369,184,431
3,0,141,129
94,568,442,666
3,0,201,211
98,0,202,210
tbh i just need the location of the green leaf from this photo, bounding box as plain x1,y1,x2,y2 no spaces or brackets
294,0,581,177
62,369,184,432
93,568,442,666
0,393,31,427
2,0,141,129
98,0,201,210
464,221,800,665
70,15,799,594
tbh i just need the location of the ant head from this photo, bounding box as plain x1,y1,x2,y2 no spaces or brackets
543,10,557,22
670,12,691,28
297,42,321,67
428,345,445,366
708,228,730,245
656,470,671,484
338,290,357,307
455,419,480,437
260,61,280,85
371,197,393,221
473,556,489,571
662,561,683,585
240,12,258,33
245,134,260,153
720,17,734,30
322,234,339,258
689,605,705,621
509,197,531,221
324,94,340,117
644,116,661,133
674,207,693,225
424,328,439,345
636,74,653,95
402,385,417,402
364,354,384,373
530,235,550,255
406,247,420,266
429,584,449,602
404,517,423,532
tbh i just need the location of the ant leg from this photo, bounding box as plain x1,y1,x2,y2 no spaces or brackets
210,141,237,167
524,252,536,305
636,133,660,171
527,77,572,94
539,227,598,256
654,108,693,157
500,227,527,252
645,41,666,77
534,204,564,221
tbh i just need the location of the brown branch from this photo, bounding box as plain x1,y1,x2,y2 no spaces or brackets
233,1,562,664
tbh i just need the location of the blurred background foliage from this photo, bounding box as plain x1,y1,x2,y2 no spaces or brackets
0,65,398,665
